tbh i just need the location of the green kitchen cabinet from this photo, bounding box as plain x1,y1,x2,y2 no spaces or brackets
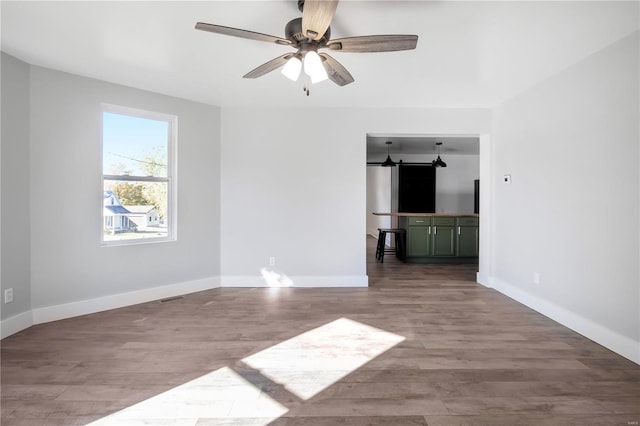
406,217,431,257
456,217,479,257
431,217,456,256
398,215,478,262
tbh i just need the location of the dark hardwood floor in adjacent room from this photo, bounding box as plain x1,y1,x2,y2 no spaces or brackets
1,236,638,425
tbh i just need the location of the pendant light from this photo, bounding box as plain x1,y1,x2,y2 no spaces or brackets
381,141,396,167
432,141,447,168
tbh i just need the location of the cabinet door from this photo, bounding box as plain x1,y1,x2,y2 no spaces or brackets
431,225,456,256
407,225,430,257
457,226,479,256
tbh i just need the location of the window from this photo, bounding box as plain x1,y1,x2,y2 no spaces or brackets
102,105,176,244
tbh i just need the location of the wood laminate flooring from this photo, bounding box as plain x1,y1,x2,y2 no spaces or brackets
1,236,639,425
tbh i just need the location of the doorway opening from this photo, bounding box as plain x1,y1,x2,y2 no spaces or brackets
365,134,485,283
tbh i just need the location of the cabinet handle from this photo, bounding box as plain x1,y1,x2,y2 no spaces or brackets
434,226,437,234
458,226,461,235
416,220,425,223
428,226,431,235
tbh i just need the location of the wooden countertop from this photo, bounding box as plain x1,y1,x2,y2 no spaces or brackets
373,212,479,217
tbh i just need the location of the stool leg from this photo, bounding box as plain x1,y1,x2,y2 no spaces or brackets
393,232,400,259
376,230,384,261
380,231,387,263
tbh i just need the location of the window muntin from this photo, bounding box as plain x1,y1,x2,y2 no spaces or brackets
102,106,176,244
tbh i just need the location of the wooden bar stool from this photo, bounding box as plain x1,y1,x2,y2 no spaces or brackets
376,228,406,263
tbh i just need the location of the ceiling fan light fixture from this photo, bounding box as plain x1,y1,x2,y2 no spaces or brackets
195,0,418,90
281,56,302,81
303,51,328,83
310,68,328,83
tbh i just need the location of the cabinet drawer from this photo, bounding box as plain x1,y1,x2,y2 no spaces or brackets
408,217,431,226
456,217,479,227
431,217,455,226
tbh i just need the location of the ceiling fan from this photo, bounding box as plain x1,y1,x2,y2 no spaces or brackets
195,0,418,92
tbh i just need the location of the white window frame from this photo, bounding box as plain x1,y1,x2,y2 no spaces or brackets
101,104,177,246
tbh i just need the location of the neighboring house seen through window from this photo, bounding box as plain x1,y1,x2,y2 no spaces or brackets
102,105,176,244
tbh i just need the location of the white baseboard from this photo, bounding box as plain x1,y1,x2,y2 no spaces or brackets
476,272,491,287
222,273,369,288
1,310,34,339
31,276,220,325
1,276,223,339
2,273,370,339
488,276,639,365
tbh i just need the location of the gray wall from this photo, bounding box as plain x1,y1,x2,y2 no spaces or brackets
1,55,223,332
24,65,222,310
490,31,639,357
220,107,490,286
1,53,31,321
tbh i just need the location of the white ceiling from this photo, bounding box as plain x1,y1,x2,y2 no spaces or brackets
1,1,638,109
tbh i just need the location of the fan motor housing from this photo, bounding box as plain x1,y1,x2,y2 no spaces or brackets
285,17,330,44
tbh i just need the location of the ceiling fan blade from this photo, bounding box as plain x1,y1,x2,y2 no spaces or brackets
327,35,418,53
319,53,354,86
243,54,294,79
195,22,292,46
301,0,338,41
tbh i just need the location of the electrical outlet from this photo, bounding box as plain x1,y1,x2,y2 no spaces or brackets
269,257,276,266
4,288,14,304
503,174,512,184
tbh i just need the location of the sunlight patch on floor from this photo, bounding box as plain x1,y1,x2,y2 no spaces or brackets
85,366,288,426
86,318,403,425
242,317,405,400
